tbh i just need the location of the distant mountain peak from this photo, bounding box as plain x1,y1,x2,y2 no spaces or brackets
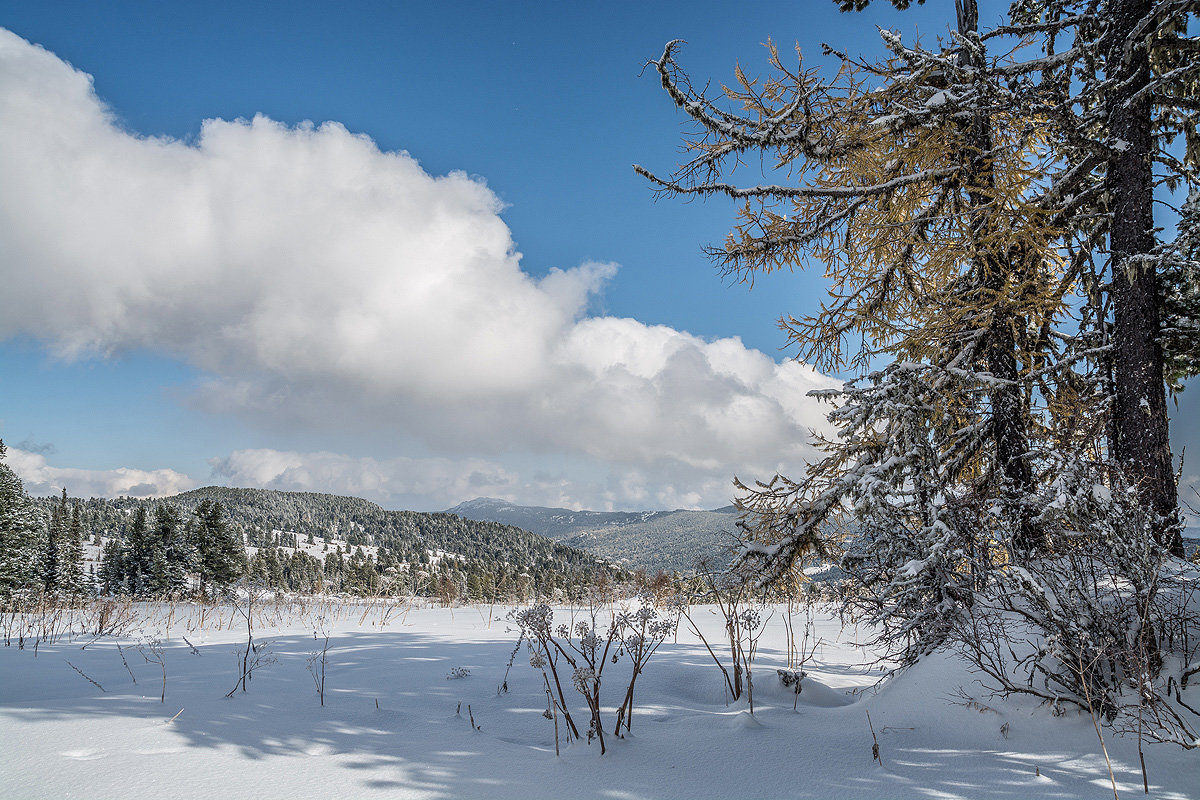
447,497,522,513
445,497,741,573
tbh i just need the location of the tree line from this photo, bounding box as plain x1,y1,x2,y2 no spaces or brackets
0,476,90,601
1,446,624,604
96,499,243,595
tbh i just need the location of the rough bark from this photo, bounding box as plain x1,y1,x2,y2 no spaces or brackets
958,0,1041,549
1106,0,1183,556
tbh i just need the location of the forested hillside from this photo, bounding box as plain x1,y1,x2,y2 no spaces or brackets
29,487,623,599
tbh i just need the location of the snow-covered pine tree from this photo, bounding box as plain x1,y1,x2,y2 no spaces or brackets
735,361,1005,663
57,501,88,598
194,499,242,594
150,502,192,595
0,440,45,603
1162,188,1200,391
40,488,66,594
98,537,127,595
125,504,154,594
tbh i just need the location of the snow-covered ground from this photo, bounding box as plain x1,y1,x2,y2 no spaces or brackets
2,599,1197,799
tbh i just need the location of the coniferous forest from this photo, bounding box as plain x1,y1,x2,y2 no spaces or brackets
1,443,622,604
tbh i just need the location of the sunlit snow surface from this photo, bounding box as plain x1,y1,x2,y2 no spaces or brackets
2,600,1197,799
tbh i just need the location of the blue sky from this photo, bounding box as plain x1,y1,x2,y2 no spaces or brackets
1,1,1196,513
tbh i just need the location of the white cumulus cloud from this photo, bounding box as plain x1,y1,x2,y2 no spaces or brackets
0,29,835,509
6,448,196,499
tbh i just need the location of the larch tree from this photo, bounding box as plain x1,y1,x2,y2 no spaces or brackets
637,0,1075,608
840,0,1200,483
1000,0,1198,555
639,0,1197,601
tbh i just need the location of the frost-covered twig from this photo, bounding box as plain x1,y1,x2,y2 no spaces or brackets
306,615,331,706
65,660,105,692
139,638,167,703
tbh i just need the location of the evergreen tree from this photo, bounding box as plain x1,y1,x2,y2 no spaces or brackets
1162,189,1200,390
58,501,88,598
98,538,128,595
324,549,344,593
150,502,192,594
265,546,285,588
125,505,154,594
41,488,66,594
0,440,45,603
195,500,242,594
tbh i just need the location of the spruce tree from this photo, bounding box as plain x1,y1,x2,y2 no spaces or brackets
125,505,153,594
195,500,242,594
265,547,284,588
151,503,192,595
57,501,88,598
1162,189,1200,390
41,488,66,594
98,538,128,595
0,440,45,603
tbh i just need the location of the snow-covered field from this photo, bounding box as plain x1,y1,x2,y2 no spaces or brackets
2,599,1197,799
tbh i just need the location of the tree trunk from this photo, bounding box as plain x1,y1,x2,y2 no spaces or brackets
1106,0,1183,556
987,308,1038,549
957,0,1040,549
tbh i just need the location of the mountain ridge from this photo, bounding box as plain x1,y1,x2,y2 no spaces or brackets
445,497,742,573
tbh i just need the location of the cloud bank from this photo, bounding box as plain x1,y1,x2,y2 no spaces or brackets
208,448,750,511
0,29,834,509
7,447,196,499
209,449,522,510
